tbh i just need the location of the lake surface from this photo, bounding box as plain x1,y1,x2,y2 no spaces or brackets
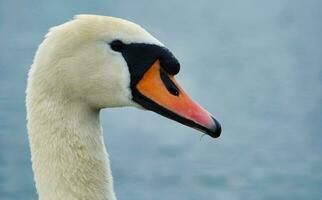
0,0,321,199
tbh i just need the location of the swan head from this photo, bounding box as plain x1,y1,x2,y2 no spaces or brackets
33,15,221,138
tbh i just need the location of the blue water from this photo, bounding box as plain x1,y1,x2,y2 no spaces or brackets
1,0,322,199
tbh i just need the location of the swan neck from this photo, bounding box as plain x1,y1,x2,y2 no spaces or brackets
27,99,116,200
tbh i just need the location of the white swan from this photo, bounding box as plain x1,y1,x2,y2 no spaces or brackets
26,15,221,200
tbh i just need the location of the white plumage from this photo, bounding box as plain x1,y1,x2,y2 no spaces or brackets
26,14,221,200
26,15,161,200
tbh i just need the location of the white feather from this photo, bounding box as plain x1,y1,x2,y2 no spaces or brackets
26,15,161,200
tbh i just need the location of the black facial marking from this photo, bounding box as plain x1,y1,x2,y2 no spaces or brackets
110,40,124,52
160,68,179,96
109,40,220,138
110,41,180,88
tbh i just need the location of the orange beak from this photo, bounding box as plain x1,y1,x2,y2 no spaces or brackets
133,60,221,138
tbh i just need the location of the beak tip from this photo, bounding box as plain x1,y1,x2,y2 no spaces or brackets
208,117,222,138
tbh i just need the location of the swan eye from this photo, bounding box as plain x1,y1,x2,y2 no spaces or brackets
110,40,124,52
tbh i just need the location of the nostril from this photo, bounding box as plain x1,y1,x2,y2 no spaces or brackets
160,68,180,96
168,85,179,96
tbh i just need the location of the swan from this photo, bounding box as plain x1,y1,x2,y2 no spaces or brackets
26,14,221,200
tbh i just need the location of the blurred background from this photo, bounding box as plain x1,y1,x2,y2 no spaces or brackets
0,0,322,199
